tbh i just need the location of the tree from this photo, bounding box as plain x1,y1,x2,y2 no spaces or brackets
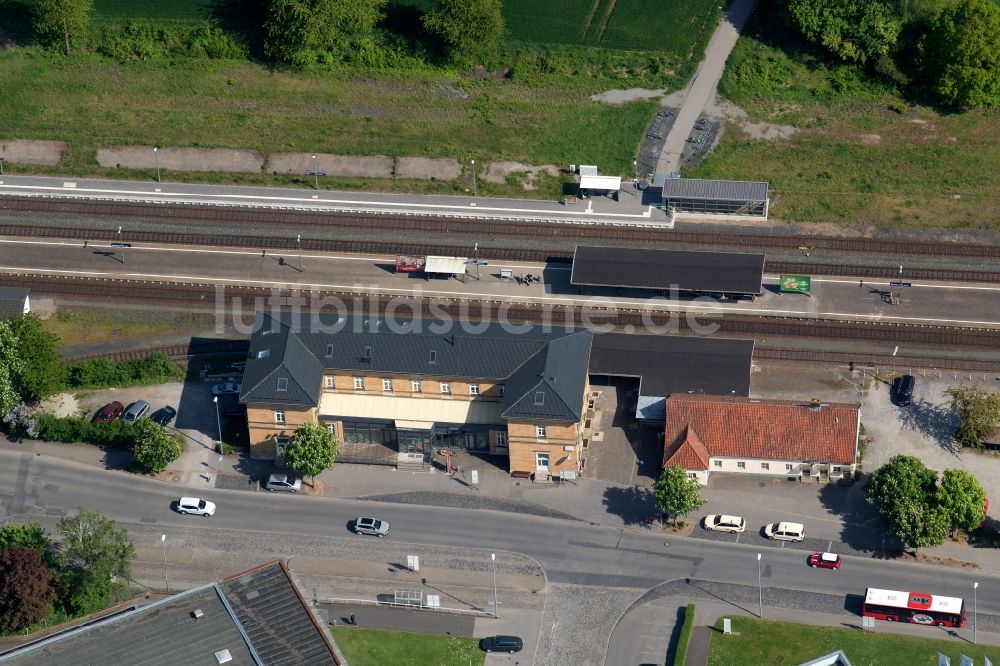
284,422,339,485
652,465,706,526
57,509,134,588
945,383,1000,449
33,0,94,56
918,0,1000,108
864,454,942,551
129,418,183,473
423,0,505,59
937,468,986,533
264,0,387,67
0,314,65,405
787,0,901,64
0,524,52,562
0,546,56,630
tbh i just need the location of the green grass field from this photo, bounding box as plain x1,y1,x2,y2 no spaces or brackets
330,627,485,666
709,617,1000,665
691,0,1000,228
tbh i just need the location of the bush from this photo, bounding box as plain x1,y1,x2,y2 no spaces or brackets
94,21,247,62
66,353,182,390
674,604,696,665
34,414,132,448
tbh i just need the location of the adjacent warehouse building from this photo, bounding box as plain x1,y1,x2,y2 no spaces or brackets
661,177,769,218
570,245,765,299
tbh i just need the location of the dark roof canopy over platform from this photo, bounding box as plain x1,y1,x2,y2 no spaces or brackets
661,178,768,201
571,245,765,295
589,333,754,398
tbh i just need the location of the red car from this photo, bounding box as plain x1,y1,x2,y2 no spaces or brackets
809,552,842,570
92,401,125,423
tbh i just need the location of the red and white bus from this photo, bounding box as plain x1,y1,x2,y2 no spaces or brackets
862,588,965,627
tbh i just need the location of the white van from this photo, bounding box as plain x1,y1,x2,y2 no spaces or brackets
764,521,805,542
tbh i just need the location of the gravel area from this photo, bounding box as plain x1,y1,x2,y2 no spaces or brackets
0,140,67,166
535,583,643,666
361,491,581,522
96,146,265,173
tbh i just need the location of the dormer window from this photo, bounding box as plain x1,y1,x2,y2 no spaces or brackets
256,350,270,359
261,330,274,336
364,346,373,359
429,350,437,364
325,344,334,358
277,378,288,391
534,391,545,406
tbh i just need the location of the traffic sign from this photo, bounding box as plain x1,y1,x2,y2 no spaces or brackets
305,171,326,177
465,260,488,266
889,281,911,287
111,242,132,248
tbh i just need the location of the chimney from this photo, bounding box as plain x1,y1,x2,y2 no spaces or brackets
808,399,823,412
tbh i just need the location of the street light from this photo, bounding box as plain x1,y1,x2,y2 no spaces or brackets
153,146,160,183
0,154,5,176
160,534,168,592
213,396,222,451
490,553,498,619
117,225,125,264
756,553,763,618
974,581,979,644
297,234,302,271
471,159,477,196
312,154,318,190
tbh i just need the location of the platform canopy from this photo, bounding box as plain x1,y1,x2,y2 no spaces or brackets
424,256,468,274
579,175,622,191
571,245,764,295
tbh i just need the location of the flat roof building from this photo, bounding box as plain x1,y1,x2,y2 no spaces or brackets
661,177,769,218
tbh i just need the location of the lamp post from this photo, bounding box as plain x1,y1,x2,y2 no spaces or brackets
297,234,302,271
490,553,499,619
213,396,222,451
160,534,168,592
974,581,979,644
117,225,125,264
0,154,5,176
471,159,477,196
756,553,763,618
312,155,318,190
153,146,160,183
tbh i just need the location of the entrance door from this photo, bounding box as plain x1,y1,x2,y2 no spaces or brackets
535,452,550,472
275,437,290,467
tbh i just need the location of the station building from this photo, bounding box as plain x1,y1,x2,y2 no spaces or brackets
239,312,753,478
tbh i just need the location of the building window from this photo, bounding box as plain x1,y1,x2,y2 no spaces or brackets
364,345,373,359
832,465,842,473
498,385,504,397
785,463,793,471
327,423,335,434
411,380,422,393
325,376,334,388
469,384,480,395
276,378,288,392
737,461,746,470
429,350,437,364
440,382,451,394
536,426,547,439
688,473,698,480
761,462,770,471
534,391,545,406
256,349,270,359
382,378,393,392
325,344,334,358
274,410,285,424
353,377,364,390
713,460,722,468
496,431,508,447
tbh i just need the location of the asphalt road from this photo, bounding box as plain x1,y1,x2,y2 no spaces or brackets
2,450,998,616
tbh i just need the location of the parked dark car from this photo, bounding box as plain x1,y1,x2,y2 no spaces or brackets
150,406,177,427
891,374,915,406
92,401,125,424
480,635,523,654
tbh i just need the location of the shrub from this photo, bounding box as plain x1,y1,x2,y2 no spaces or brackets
65,353,182,390
674,604,696,665
889,101,907,114
34,414,132,447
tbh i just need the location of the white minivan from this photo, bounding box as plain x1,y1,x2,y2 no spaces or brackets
764,521,805,542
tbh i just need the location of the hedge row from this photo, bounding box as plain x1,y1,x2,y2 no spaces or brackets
66,353,183,390
34,413,134,448
673,604,696,666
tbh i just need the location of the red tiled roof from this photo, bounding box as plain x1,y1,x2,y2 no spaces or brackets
663,394,860,467
665,425,711,470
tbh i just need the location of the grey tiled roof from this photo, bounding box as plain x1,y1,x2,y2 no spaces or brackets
0,562,338,666
661,178,768,201
241,313,592,418
500,331,593,422
219,562,337,666
0,287,28,319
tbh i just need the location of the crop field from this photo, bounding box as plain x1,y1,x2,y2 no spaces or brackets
396,0,720,53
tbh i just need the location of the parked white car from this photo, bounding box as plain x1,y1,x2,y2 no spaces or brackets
702,514,746,533
764,521,805,542
176,497,216,517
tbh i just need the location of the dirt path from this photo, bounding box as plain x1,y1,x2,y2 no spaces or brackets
655,0,758,175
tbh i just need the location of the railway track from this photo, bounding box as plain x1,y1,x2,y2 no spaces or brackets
6,273,999,352
3,195,1000,261
2,220,1000,283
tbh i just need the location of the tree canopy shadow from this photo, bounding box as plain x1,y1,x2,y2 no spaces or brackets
897,398,961,457
602,484,657,526
0,0,36,46
817,476,903,556
208,0,269,55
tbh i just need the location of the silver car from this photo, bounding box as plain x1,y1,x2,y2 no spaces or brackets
265,474,302,493
354,516,389,537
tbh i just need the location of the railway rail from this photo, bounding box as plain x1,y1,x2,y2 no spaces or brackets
2,220,1000,283
3,195,1000,261
6,274,999,356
